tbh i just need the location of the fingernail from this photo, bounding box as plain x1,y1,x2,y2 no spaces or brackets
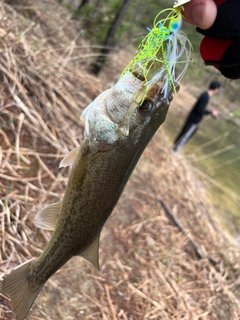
192,4,206,28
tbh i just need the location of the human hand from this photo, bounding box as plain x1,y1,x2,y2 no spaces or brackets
182,0,240,80
183,0,217,30
211,109,219,118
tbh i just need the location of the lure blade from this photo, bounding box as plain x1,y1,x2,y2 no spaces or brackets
173,0,191,8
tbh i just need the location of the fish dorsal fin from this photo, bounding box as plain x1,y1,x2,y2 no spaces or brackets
59,146,80,168
34,201,62,231
80,233,101,270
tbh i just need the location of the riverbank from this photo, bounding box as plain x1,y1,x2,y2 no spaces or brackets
163,84,240,237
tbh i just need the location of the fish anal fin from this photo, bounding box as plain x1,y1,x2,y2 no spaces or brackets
34,201,62,231
0,260,43,320
59,146,80,168
80,233,100,270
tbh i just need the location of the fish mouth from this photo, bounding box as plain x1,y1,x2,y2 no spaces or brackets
131,67,179,106
116,73,178,136
145,81,179,105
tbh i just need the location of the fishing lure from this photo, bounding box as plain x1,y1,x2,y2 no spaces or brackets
121,7,192,110
117,7,192,135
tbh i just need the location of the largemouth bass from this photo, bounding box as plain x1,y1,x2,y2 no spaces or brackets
0,72,174,320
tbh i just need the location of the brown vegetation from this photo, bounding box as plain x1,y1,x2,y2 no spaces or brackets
0,1,239,319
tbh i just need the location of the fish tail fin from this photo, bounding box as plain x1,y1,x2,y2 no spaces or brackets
0,260,43,320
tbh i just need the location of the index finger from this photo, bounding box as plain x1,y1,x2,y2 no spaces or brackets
183,0,217,30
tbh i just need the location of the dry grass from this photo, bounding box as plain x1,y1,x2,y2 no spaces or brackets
0,1,240,320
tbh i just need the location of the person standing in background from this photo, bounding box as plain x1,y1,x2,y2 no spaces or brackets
172,81,220,152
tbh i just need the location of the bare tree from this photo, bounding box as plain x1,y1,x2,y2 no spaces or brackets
71,0,90,19
77,0,89,11
90,0,131,75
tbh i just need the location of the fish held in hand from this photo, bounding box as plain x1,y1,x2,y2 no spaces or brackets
0,72,174,320
0,7,190,320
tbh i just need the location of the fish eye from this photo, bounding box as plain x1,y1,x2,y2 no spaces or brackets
138,99,153,115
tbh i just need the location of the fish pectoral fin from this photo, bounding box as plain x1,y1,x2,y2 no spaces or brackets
59,146,80,168
34,201,62,230
80,233,100,270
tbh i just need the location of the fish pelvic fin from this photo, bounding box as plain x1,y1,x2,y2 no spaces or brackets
59,146,80,168
34,200,62,231
80,233,101,271
0,260,43,320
